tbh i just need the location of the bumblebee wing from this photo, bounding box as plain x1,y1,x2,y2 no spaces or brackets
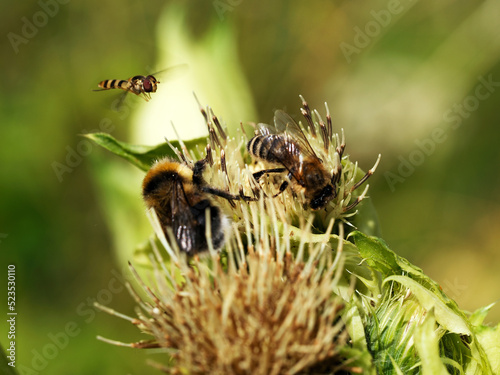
274,110,320,160
169,181,202,254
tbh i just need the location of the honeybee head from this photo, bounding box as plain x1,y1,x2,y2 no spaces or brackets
310,184,335,210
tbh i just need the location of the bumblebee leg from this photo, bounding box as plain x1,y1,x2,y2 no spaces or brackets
192,159,208,187
201,186,257,202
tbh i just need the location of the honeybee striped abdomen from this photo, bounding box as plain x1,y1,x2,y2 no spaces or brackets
248,134,301,165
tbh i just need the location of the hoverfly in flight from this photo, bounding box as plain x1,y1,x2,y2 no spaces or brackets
95,73,159,101
94,65,187,102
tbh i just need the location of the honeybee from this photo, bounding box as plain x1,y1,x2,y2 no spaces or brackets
142,157,252,255
248,110,339,210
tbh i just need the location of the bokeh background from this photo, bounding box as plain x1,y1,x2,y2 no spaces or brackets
1,0,499,373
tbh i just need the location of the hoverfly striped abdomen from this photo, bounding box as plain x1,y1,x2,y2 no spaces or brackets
97,79,130,91
95,74,160,102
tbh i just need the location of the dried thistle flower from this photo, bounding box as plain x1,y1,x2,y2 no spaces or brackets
97,199,350,374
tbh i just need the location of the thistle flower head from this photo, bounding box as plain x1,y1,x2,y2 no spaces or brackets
90,96,500,374
99,198,351,374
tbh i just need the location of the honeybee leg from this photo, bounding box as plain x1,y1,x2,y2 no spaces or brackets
252,168,287,181
251,168,289,198
272,180,289,198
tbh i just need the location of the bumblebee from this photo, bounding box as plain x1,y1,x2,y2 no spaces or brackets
142,157,249,255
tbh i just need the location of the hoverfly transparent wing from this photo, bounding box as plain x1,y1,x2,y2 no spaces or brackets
274,110,321,160
113,90,132,110
145,63,189,83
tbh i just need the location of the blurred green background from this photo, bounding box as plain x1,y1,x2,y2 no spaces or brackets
1,0,499,373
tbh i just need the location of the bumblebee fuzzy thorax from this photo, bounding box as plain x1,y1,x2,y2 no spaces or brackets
142,159,194,207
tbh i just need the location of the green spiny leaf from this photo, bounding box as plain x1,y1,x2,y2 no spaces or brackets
84,132,208,171
475,323,500,373
349,231,401,277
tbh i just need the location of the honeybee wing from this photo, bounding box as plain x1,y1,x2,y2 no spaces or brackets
273,110,321,161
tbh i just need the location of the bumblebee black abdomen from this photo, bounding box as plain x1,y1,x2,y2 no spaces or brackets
190,200,226,251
